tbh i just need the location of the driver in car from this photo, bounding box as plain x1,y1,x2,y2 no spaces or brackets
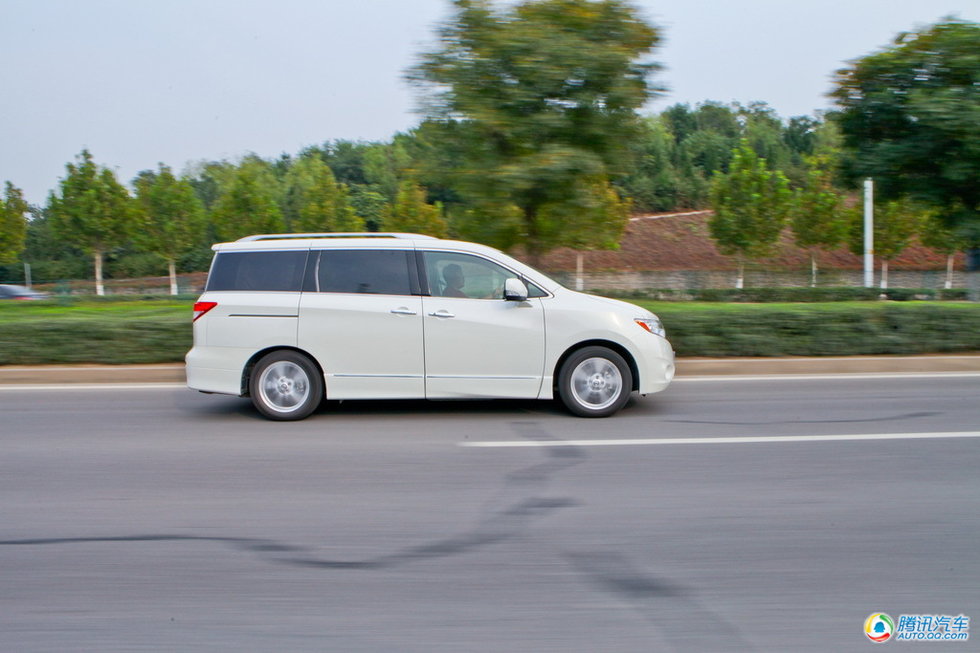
442,264,467,298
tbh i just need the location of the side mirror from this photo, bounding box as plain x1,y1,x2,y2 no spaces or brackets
503,277,528,302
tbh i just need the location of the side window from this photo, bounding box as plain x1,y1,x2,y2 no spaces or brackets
206,250,308,292
313,249,414,296
526,282,548,298
423,252,521,300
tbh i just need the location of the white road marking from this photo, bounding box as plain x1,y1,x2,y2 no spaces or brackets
460,431,980,448
0,365,184,371
0,383,186,392
689,355,980,362
676,372,980,382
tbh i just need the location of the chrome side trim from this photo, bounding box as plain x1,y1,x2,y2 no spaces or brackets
330,374,424,379
425,375,537,380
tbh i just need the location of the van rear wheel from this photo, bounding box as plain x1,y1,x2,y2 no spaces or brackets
558,346,632,417
250,351,323,421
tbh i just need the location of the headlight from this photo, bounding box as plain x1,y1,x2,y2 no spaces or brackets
634,316,666,338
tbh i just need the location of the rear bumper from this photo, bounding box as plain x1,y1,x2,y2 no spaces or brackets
185,347,250,396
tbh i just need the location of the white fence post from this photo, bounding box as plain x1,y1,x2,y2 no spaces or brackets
863,178,874,288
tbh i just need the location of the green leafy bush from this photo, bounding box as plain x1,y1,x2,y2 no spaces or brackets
600,287,968,302
637,302,980,357
0,300,191,365
0,299,976,365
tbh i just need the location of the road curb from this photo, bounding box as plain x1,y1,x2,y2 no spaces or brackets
0,364,186,385
675,355,980,376
1,355,978,385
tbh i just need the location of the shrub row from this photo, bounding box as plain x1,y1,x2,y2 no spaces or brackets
601,287,969,303
0,300,977,365
638,302,980,357
0,302,192,365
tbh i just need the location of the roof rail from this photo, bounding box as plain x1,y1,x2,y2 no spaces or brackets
236,232,438,242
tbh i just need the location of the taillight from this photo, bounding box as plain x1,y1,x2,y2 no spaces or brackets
193,301,217,322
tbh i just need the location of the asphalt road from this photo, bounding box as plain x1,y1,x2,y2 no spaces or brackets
1,374,978,652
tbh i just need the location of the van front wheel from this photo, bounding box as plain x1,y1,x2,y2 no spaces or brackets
250,351,323,421
558,347,632,417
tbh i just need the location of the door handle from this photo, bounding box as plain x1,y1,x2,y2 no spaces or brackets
428,309,455,319
390,307,418,316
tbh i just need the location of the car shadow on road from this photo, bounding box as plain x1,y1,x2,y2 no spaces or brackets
317,397,567,417
179,391,662,422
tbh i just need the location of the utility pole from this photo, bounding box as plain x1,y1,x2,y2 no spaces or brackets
863,178,874,288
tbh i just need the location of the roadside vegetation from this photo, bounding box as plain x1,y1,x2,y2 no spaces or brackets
601,287,968,303
0,297,191,365
0,4,976,366
639,301,980,358
0,10,976,295
1,297,977,366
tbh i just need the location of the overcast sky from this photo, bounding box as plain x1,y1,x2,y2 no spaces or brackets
2,0,977,205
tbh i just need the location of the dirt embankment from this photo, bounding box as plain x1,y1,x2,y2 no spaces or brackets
539,210,963,272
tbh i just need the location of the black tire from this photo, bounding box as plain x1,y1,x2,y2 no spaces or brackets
249,351,323,421
557,346,633,418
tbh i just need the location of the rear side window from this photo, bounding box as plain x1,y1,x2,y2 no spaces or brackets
206,250,308,292
308,249,416,296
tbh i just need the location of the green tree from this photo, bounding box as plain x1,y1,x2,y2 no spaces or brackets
542,177,628,250
621,115,680,212
305,140,371,187
629,101,781,212
919,210,966,289
847,197,924,289
349,187,389,232
739,102,794,177
134,165,206,294
410,0,660,259
674,102,741,207
831,19,980,263
790,167,847,286
382,181,448,237
186,160,237,211
552,178,630,289
211,160,285,241
401,120,467,211
783,116,819,161
48,150,136,295
284,156,362,233
363,139,413,202
709,141,792,288
0,182,29,264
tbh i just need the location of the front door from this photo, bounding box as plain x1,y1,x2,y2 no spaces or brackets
421,251,545,399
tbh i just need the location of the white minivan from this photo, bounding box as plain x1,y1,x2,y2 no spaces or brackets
186,233,674,420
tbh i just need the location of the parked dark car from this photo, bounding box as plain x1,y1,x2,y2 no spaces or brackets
0,284,48,300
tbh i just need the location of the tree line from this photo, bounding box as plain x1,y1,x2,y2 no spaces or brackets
0,146,450,294
0,1,976,293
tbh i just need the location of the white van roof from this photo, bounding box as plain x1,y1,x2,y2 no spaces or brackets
236,232,437,242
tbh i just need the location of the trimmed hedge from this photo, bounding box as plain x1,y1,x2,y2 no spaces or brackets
601,287,969,303
0,314,192,365
0,299,977,365
636,301,980,357
0,300,192,365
